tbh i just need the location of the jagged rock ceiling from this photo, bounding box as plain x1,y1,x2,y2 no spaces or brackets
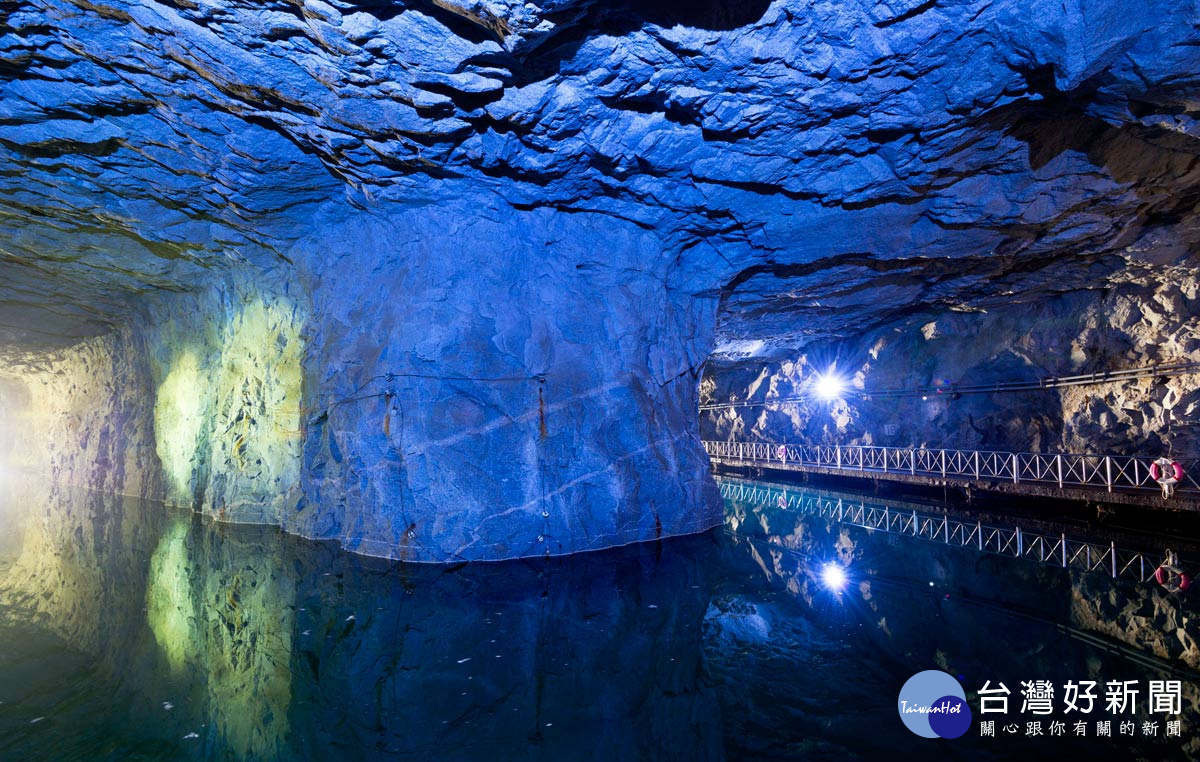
2,0,1200,360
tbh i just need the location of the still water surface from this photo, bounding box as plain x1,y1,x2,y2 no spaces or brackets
0,477,1197,760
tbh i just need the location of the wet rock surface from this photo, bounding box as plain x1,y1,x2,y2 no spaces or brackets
2,1,1200,555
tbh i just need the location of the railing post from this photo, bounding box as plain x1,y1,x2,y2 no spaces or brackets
941,450,946,478
944,517,949,543
1105,456,1113,492
836,445,842,470
911,448,916,475
913,510,918,536
1056,454,1063,488
977,521,983,550
974,451,980,480
1012,453,1019,484
883,447,888,473
1016,526,1023,557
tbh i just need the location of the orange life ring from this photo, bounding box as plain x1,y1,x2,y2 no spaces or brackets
1150,460,1184,482
775,445,787,461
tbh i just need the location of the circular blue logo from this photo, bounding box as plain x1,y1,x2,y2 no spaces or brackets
897,670,972,739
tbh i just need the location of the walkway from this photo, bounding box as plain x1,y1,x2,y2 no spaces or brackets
703,440,1199,504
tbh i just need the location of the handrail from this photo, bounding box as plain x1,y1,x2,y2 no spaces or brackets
718,478,1167,583
702,440,1199,495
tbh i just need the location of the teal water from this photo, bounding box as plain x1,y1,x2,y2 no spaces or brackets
0,479,1197,760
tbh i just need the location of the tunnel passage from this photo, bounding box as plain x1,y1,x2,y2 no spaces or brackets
1,0,1199,560
703,260,1200,457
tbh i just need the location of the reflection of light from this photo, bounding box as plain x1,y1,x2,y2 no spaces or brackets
147,520,196,674
814,371,846,401
821,562,848,591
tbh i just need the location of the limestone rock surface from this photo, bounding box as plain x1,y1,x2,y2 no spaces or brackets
2,0,1200,556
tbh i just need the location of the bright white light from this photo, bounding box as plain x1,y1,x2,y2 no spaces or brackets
821,562,848,591
814,372,846,401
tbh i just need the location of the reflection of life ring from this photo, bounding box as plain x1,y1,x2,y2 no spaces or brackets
776,494,787,509
1150,459,1185,483
775,445,787,461
1155,564,1191,592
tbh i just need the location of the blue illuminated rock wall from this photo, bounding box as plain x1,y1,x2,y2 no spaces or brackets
8,202,723,561
289,201,722,560
705,275,1200,456
3,0,1200,557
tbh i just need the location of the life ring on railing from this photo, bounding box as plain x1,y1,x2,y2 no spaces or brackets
775,444,787,462
1155,564,1191,593
1149,458,1185,483
1150,457,1184,499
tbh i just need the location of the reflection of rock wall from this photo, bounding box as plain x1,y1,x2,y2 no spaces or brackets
1,488,296,760
189,523,295,759
0,486,720,760
705,273,1200,456
285,533,722,761
1071,573,1200,671
718,480,1200,759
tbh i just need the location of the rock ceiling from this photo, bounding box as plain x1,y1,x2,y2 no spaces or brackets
2,0,1199,360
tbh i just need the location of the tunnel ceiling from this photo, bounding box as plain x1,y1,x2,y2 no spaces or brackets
2,0,1200,361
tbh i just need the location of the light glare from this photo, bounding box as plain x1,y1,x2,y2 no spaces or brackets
814,372,845,401
821,562,848,591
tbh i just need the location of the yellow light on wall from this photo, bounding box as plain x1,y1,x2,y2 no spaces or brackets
154,351,206,499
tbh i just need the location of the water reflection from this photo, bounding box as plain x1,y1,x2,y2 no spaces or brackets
0,478,1198,760
0,485,721,761
715,476,1200,760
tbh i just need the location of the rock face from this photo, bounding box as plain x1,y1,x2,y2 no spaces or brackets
2,0,1200,557
704,270,1200,455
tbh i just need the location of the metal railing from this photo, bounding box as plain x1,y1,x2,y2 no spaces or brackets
703,440,1200,495
719,478,1165,582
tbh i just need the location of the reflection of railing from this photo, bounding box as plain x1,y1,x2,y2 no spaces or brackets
703,440,1200,495
719,478,1167,583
